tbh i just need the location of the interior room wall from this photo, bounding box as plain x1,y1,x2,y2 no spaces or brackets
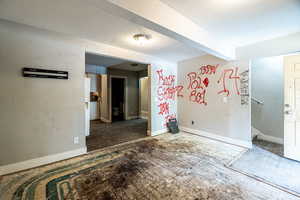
236,32,300,60
139,77,149,119
108,68,139,120
0,20,178,174
150,64,178,134
177,55,251,147
251,56,284,140
0,21,86,166
86,64,107,74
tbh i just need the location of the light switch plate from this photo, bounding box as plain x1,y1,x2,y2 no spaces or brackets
223,97,228,103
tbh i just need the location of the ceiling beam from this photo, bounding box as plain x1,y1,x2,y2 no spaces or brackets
100,0,236,60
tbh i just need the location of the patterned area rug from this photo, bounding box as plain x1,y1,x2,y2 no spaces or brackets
1,133,299,200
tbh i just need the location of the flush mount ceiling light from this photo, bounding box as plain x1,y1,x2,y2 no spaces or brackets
133,34,151,45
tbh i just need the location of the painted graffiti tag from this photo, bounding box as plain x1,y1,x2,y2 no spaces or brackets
199,64,219,75
156,69,182,127
185,64,219,106
158,102,169,115
217,67,240,96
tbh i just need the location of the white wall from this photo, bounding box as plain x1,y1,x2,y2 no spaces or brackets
251,56,284,139
236,32,300,60
151,64,178,133
177,55,251,147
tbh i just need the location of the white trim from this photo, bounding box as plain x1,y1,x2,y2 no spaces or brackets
151,128,169,136
139,110,148,119
180,126,252,148
147,130,151,136
140,115,148,120
255,129,284,144
109,75,128,121
100,117,111,123
0,147,87,176
251,127,260,139
127,116,139,120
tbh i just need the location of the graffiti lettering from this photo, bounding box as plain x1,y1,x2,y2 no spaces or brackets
156,69,175,86
199,64,219,75
186,72,210,105
156,69,182,127
217,67,240,96
158,102,169,115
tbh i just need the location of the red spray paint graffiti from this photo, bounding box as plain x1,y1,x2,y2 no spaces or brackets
158,102,169,115
185,64,219,106
217,67,240,96
199,64,219,75
157,70,184,101
156,69,182,127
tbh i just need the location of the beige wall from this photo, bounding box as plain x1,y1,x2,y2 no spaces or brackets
0,21,86,165
140,77,149,118
177,55,251,145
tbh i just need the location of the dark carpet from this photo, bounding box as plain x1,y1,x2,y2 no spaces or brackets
228,140,300,196
86,119,147,151
253,137,284,156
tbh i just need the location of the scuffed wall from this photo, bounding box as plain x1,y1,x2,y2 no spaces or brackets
177,55,251,144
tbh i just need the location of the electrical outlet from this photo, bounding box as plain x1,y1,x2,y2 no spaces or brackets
74,136,79,144
191,121,194,125
223,97,228,103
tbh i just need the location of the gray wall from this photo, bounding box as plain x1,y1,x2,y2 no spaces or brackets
85,64,107,74
251,56,284,139
177,55,251,143
0,21,86,165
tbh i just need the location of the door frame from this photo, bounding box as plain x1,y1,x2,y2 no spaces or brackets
109,75,128,122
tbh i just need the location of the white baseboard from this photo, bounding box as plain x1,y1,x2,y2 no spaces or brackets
151,128,169,136
253,128,283,144
100,117,111,123
180,126,252,149
126,116,139,120
251,127,260,139
139,115,148,120
0,147,87,176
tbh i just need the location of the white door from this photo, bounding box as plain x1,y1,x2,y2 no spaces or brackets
284,54,300,161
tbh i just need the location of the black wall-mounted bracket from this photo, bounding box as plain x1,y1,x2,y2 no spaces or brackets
22,68,68,79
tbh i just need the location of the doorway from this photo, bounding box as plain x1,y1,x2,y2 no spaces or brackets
111,77,126,122
85,53,150,152
228,54,300,196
